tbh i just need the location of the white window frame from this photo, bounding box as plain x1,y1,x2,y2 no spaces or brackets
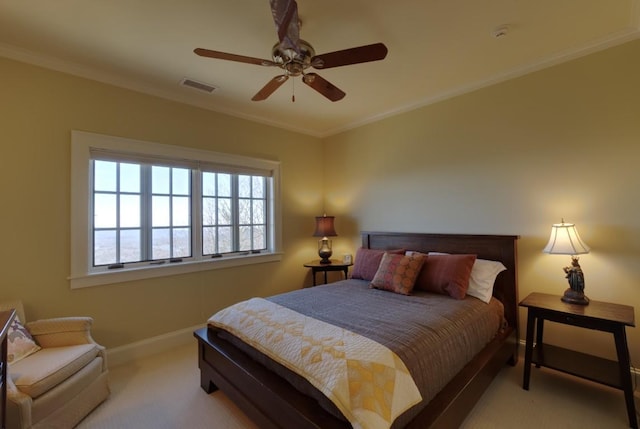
70,130,282,289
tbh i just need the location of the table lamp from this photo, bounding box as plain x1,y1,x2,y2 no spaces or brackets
313,215,337,264
543,219,591,305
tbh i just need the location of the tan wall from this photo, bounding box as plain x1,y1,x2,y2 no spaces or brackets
3,39,640,362
0,57,324,348
324,39,640,363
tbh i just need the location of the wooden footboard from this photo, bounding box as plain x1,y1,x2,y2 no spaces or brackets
195,327,349,429
195,232,519,428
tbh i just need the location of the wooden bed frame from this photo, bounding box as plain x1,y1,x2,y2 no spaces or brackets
194,231,519,428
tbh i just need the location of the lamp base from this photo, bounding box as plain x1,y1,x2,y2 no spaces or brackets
561,288,589,305
318,238,333,265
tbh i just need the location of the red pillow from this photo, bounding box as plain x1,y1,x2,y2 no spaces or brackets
370,253,426,295
414,254,477,299
350,247,405,281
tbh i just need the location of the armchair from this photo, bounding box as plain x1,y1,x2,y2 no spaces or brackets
0,300,109,429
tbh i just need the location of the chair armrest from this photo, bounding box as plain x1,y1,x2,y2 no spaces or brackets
6,376,33,428
26,317,98,348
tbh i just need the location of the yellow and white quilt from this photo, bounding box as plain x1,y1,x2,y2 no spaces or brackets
208,298,422,429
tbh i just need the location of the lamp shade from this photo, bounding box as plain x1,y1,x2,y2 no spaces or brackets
543,221,590,255
313,215,337,237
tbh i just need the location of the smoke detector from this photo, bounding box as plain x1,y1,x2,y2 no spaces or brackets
492,25,510,39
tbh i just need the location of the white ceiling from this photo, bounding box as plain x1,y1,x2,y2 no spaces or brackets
1,0,639,137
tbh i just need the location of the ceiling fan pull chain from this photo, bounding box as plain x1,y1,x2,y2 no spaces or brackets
292,77,295,102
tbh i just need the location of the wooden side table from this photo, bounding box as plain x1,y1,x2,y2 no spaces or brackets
303,260,352,286
1,309,16,429
520,292,636,428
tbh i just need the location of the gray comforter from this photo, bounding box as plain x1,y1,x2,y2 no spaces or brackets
214,279,504,427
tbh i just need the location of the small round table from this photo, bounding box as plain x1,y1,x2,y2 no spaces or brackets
303,260,352,286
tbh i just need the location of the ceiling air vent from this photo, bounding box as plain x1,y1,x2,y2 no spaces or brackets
180,78,218,94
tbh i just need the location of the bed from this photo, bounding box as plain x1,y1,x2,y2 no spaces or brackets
194,231,519,428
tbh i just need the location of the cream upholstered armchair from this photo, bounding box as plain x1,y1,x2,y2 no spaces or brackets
0,300,109,429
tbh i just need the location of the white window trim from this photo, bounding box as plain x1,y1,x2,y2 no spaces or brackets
70,130,282,289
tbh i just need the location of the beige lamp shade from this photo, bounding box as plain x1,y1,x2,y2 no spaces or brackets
543,221,590,255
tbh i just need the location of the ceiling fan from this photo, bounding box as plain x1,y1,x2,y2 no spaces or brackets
194,0,388,102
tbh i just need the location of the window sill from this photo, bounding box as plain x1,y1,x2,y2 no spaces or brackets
69,252,282,289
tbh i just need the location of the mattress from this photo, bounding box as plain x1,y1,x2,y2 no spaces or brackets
211,279,505,427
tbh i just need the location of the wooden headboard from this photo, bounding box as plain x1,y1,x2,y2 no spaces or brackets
361,231,519,332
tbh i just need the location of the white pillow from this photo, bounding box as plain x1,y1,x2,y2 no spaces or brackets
424,252,506,303
466,258,507,303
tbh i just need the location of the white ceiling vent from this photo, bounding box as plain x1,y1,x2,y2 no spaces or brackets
180,78,218,94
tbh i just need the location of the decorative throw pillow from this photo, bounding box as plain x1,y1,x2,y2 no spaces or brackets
370,252,426,295
414,253,477,299
427,252,507,303
351,247,405,281
7,316,40,364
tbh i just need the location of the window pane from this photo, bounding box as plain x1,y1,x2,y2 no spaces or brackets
239,226,251,251
120,195,140,228
202,172,216,196
173,168,190,195
252,176,264,198
239,199,251,224
152,196,170,227
173,228,191,257
252,200,264,224
94,194,116,228
120,229,141,262
120,163,140,193
253,225,265,249
152,228,170,259
94,230,116,265
218,173,231,197
218,227,232,253
152,166,170,194
218,198,232,225
172,196,190,226
203,227,216,254
202,197,216,226
94,161,117,192
239,175,251,198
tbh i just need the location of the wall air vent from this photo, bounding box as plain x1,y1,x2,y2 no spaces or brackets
180,78,218,94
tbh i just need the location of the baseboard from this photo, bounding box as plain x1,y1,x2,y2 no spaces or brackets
107,324,205,368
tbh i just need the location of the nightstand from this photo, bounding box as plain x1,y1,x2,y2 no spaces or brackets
520,292,637,428
303,260,352,286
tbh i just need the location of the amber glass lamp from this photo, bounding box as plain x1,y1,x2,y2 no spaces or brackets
313,215,337,264
543,219,591,305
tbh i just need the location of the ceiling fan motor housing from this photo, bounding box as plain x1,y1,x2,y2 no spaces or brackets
272,39,315,76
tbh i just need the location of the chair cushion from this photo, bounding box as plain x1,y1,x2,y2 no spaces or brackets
9,344,99,398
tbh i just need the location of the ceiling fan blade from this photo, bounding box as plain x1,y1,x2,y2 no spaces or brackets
269,0,300,51
252,75,289,101
311,43,388,69
194,48,276,67
302,73,345,102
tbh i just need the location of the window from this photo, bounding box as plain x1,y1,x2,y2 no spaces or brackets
71,131,281,288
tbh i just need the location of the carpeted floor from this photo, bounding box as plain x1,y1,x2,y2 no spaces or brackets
77,344,637,428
